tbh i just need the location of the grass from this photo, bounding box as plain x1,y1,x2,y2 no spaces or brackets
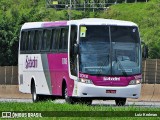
0,101,160,119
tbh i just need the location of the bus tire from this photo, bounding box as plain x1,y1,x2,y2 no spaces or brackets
79,98,92,105
115,98,126,106
84,99,92,105
31,82,40,102
64,85,75,104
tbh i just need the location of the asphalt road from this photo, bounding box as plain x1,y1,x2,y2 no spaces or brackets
0,98,160,108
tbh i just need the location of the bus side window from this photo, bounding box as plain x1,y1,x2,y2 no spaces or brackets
38,30,43,51
28,30,35,51
21,31,27,51
55,29,61,51
59,28,68,51
59,28,64,50
25,31,29,51
51,29,60,51
34,30,39,51
70,25,77,76
42,29,51,51
63,28,68,50
47,30,52,51
41,30,47,51
51,29,56,51
20,31,24,51
27,31,31,51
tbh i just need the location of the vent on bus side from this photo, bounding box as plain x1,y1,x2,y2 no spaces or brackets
20,74,23,84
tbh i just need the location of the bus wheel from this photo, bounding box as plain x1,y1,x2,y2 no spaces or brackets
84,99,92,105
31,83,40,102
115,98,126,106
64,86,74,104
79,99,92,105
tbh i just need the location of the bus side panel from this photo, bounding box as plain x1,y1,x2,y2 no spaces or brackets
19,54,30,93
19,54,51,95
47,53,57,95
47,53,74,96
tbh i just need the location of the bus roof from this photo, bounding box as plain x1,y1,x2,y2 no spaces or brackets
21,21,67,30
69,18,137,26
21,18,137,30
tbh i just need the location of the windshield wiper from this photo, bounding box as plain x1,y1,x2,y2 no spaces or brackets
80,72,103,76
116,58,128,76
97,55,110,75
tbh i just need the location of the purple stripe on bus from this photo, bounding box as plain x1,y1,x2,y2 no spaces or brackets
79,73,142,87
47,53,74,96
42,21,67,27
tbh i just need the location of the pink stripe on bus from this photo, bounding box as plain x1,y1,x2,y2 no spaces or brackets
47,53,74,96
42,21,67,27
79,73,142,87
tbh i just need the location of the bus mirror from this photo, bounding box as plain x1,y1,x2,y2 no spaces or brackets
74,44,79,55
142,45,148,58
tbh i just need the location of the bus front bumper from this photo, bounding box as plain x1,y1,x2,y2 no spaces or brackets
74,82,141,99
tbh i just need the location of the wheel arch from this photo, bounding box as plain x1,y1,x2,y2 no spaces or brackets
31,77,35,94
62,78,67,98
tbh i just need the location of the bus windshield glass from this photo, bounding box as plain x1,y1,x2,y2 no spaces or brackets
79,25,141,76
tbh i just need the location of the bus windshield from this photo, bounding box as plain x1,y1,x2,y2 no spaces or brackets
79,25,141,76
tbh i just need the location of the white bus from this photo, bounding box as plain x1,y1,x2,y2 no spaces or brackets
19,18,142,105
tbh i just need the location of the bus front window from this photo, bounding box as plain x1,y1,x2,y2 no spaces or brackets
79,25,141,76
111,26,141,76
79,26,111,75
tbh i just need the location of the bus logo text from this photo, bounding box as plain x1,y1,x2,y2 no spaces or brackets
25,56,38,69
80,74,88,79
103,77,120,81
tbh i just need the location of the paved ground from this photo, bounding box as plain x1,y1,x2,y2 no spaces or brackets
0,98,160,108
93,100,160,108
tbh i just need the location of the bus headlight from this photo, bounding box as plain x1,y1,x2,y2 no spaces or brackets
129,79,141,85
79,78,93,84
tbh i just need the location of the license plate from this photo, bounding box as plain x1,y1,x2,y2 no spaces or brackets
106,90,116,94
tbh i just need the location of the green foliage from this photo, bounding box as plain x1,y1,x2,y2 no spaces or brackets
0,0,159,66
0,0,66,66
100,0,160,58
0,0,100,65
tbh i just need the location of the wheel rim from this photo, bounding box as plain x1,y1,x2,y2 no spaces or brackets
116,98,126,106
65,87,68,99
32,87,37,102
